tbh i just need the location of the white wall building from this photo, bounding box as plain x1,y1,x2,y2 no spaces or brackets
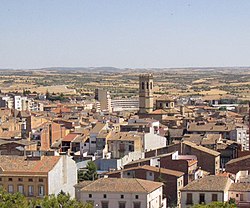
2,95,14,109
230,127,249,150
180,175,232,208
48,155,77,197
0,155,77,198
112,98,139,112
75,178,166,208
95,89,112,112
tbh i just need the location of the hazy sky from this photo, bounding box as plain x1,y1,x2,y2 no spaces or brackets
1,0,250,69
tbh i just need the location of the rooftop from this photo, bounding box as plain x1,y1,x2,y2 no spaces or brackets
181,175,231,192
183,141,220,156
226,155,250,165
229,183,250,192
188,122,235,132
106,165,184,177
90,123,106,134
0,155,61,174
107,131,142,141
77,178,163,193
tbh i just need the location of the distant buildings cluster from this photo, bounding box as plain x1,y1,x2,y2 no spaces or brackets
0,74,249,207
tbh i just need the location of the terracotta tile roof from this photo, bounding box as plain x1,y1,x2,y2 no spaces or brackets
0,131,22,139
78,178,163,193
183,134,221,146
107,131,142,141
181,175,231,192
106,165,184,177
0,155,61,174
183,134,203,144
71,135,85,143
97,130,110,139
150,109,168,115
156,95,175,101
62,133,79,142
226,155,250,165
188,122,235,132
90,123,106,134
229,183,250,192
183,141,220,156
202,134,221,145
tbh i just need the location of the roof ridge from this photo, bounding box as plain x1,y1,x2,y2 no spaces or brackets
135,178,150,192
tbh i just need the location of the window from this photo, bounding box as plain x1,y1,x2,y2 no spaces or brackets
141,82,145,90
101,201,109,208
121,195,124,199
18,185,24,194
28,185,34,196
240,194,244,201
129,145,134,151
236,194,239,197
119,202,126,208
150,82,153,89
18,178,23,182
186,193,193,205
8,185,14,193
103,194,107,198
28,178,33,182
135,195,139,199
199,193,205,204
146,82,149,89
0,178,2,181
133,202,141,208
38,185,44,196
8,178,12,181
89,194,92,198
39,178,43,182
212,194,218,201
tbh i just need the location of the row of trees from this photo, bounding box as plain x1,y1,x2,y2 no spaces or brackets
0,189,93,208
192,200,237,208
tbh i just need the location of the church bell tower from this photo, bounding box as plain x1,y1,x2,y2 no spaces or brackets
139,74,154,114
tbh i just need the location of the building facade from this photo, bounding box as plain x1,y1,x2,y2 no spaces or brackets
139,74,154,114
0,155,77,198
75,178,166,208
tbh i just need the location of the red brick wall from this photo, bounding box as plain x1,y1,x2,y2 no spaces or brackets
160,156,189,185
226,158,250,174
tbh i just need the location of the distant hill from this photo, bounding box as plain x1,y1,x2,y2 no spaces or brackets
38,67,121,73
0,66,249,74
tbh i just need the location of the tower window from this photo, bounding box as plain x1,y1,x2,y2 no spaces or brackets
150,82,153,89
141,82,145,90
147,82,149,89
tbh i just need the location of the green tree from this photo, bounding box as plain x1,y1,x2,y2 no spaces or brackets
81,161,98,181
0,189,29,208
192,201,237,208
0,187,93,208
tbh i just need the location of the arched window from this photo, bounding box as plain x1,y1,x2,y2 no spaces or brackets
141,82,145,90
147,82,149,89
150,82,153,89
